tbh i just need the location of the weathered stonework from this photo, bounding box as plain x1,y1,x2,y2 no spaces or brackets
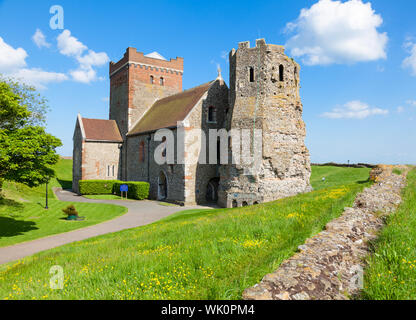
218,39,311,208
73,39,311,207
125,79,229,205
182,79,229,205
242,165,409,300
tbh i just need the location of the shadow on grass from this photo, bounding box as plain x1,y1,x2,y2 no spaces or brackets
57,179,72,190
0,198,24,210
0,216,38,238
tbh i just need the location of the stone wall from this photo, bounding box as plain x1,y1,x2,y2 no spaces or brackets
80,141,121,186
183,79,229,205
126,130,185,203
218,39,311,208
125,79,229,206
109,68,129,137
243,165,409,300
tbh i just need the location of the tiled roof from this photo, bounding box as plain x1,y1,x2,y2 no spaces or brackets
81,118,123,142
127,81,213,136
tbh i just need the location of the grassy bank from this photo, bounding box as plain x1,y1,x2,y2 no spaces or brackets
0,159,127,247
361,168,416,300
0,166,371,300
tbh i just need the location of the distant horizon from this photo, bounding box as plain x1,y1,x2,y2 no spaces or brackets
58,155,412,166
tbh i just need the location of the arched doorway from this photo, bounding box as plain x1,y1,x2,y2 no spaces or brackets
206,178,219,203
158,171,167,200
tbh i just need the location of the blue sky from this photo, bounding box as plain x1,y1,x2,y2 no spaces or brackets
0,0,415,164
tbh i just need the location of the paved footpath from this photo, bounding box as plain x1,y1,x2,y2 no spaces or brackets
0,189,212,265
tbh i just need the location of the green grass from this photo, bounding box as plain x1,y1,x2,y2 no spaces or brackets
83,194,126,200
392,168,403,175
0,166,371,300
2,158,73,202
157,201,180,207
0,159,127,247
361,168,416,300
310,165,370,190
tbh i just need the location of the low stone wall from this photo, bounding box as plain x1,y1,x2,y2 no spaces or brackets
243,165,408,300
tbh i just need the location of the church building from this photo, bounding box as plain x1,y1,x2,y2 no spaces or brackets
72,39,312,207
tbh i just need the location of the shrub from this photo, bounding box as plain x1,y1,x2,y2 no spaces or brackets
114,181,149,200
79,180,119,195
62,205,79,216
78,179,150,200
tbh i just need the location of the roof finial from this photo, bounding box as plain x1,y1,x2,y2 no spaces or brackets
217,65,222,79
216,65,224,85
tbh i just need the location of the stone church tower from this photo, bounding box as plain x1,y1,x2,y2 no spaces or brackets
109,47,184,138
218,39,311,208
108,48,184,179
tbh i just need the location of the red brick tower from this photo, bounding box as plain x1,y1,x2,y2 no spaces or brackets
109,47,184,138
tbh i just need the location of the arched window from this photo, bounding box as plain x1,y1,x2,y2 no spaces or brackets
294,66,298,86
249,67,254,82
279,65,284,81
161,136,167,157
150,75,154,84
158,171,168,200
217,138,221,165
208,106,216,123
139,141,145,163
160,77,164,86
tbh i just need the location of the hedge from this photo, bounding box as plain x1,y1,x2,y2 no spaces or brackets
114,181,149,200
78,179,149,200
79,180,118,195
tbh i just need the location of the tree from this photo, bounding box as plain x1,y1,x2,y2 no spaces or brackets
0,78,62,191
1,76,50,126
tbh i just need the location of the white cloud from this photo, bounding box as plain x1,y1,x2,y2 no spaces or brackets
0,37,28,72
0,36,66,89
403,41,416,75
322,100,388,119
69,66,97,84
397,106,404,113
57,30,87,57
57,30,108,83
77,50,109,68
406,100,416,107
32,29,51,48
9,68,68,90
285,0,388,65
